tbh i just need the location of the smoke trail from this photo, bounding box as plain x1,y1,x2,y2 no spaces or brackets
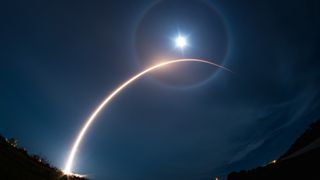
64,59,232,174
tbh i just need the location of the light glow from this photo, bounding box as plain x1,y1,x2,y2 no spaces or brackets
64,58,232,174
175,36,187,49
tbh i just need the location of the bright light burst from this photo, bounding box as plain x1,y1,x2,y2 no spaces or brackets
175,35,187,49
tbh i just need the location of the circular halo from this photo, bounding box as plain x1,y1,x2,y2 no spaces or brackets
133,0,230,90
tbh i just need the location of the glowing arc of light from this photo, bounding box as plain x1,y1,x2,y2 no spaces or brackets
64,58,232,174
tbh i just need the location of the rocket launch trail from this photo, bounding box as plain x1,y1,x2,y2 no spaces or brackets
64,58,232,174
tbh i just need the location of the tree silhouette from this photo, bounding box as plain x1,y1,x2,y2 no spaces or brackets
8,138,17,147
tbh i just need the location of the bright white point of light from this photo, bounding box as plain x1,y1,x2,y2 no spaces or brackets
63,171,85,178
175,36,187,49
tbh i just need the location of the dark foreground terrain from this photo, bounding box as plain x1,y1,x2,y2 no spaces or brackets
2,119,320,180
0,134,86,180
228,119,320,180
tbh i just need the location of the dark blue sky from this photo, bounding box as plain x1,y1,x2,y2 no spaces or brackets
1,0,320,179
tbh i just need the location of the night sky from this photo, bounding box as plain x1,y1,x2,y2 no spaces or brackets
1,0,320,179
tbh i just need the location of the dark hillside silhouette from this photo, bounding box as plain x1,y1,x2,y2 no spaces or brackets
0,134,87,180
280,120,320,159
228,119,320,180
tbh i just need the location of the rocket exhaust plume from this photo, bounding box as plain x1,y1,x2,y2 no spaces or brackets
64,58,232,174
